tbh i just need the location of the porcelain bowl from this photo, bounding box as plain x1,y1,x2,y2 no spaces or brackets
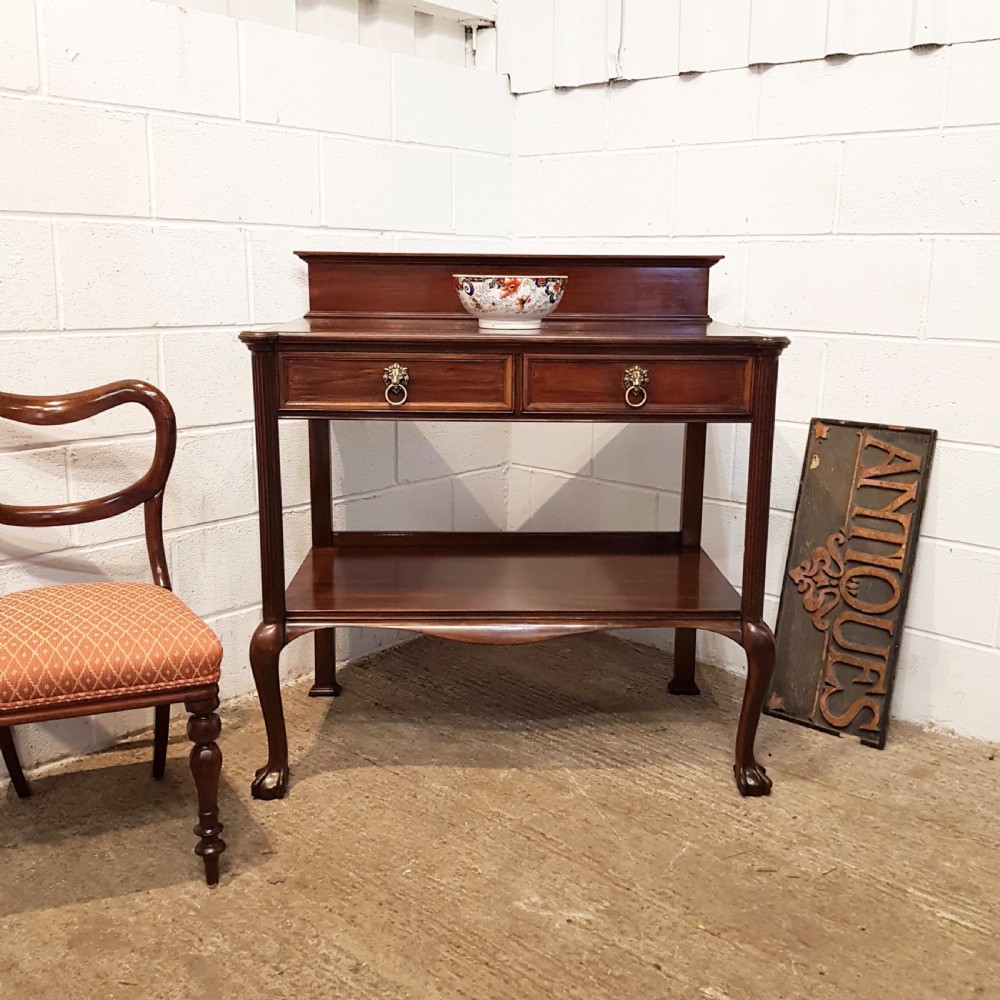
453,275,567,330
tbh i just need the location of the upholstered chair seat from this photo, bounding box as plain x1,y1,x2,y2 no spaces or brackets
0,582,222,711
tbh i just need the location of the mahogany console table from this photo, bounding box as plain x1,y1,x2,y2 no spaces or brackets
241,253,788,800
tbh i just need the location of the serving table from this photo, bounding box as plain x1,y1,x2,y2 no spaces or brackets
240,253,789,800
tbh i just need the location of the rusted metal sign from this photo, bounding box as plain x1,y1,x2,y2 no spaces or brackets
766,419,936,748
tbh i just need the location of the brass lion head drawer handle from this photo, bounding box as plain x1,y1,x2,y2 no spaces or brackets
623,365,649,408
383,363,409,406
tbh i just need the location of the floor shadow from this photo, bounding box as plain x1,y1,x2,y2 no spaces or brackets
287,633,745,786
0,741,269,919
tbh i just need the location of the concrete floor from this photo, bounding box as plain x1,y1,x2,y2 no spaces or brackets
0,633,996,999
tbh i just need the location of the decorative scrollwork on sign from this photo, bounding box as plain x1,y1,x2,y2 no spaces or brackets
788,531,846,631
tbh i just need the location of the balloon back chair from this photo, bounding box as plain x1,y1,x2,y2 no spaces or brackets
0,381,225,885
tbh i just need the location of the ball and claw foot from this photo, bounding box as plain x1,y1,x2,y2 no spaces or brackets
734,761,772,797
251,763,289,800
667,678,701,696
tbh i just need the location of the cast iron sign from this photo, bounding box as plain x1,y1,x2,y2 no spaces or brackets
766,419,936,748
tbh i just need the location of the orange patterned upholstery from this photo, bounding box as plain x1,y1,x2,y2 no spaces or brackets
0,582,222,710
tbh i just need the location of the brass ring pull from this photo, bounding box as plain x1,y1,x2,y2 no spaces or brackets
385,384,408,406
623,365,649,408
624,385,647,408
383,363,409,407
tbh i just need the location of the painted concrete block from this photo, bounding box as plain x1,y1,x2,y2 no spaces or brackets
242,21,391,138
840,132,1000,234
453,467,507,529
42,0,240,117
0,447,72,558
0,0,40,92
759,47,947,138
516,86,608,156
745,240,930,336
526,471,657,532
892,633,1000,741
152,117,320,226
247,228,391,325
609,69,759,149
323,137,452,232
394,55,513,154
907,541,1000,646
397,421,509,482
0,333,160,446
675,142,839,236
511,421,593,477
511,157,542,239
822,340,998,448
57,224,248,329
923,444,1000,550
331,421,398,495
160,329,254,428
169,518,261,616
334,479,453,530
454,153,513,237
540,150,675,237
948,39,1000,129
0,220,58,332
926,240,1000,342
0,97,148,216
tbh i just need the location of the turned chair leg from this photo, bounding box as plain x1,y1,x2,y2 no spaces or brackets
152,704,170,779
0,726,30,799
185,691,225,886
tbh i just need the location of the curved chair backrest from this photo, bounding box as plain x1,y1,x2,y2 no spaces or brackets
0,380,177,588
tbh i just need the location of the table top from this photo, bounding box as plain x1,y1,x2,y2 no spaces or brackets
240,319,790,355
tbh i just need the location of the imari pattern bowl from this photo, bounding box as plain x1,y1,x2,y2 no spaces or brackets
453,275,567,330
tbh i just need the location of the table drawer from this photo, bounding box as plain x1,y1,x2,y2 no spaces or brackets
522,356,751,415
280,353,514,413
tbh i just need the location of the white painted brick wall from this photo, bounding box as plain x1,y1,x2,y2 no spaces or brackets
393,55,513,153
41,0,241,118
511,38,1000,743
0,0,513,779
540,150,675,237
609,69,759,150
322,137,453,231
676,142,841,236
241,22,391,137
151,117,321,225
0,0,40,92
0,98,149,216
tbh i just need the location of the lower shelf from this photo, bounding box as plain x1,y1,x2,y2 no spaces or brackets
285,532,742,632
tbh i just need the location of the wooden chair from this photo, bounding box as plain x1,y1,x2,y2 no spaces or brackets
0,381,225,885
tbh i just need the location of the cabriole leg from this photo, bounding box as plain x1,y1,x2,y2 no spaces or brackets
734,620,775,797
185,690,225,886
250,621,289,800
